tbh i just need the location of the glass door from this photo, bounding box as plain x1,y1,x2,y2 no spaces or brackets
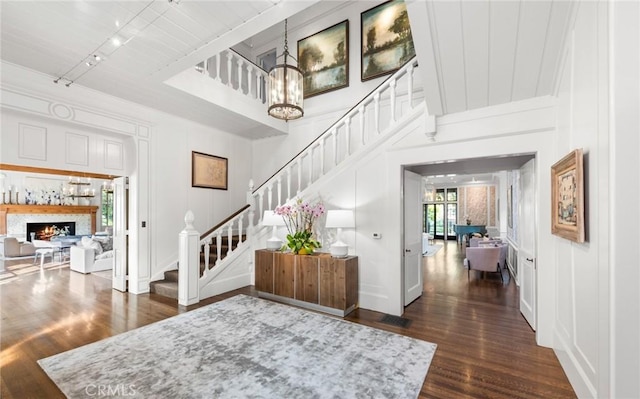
423,187,458,240
424,204,446,239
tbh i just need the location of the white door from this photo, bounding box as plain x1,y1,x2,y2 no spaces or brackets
403,170,423,306
519,159,536,329
112,177,128,292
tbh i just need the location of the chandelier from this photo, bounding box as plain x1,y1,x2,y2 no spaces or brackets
268,19,304,121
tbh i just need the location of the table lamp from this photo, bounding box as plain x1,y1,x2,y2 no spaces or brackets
325,209,355,257
263,210,285,250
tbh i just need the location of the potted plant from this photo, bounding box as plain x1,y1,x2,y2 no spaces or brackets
275,198,325,254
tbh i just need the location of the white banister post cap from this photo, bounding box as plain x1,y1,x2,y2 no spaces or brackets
184,210,195,229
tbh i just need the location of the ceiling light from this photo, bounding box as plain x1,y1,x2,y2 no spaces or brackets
85,61,94,67
93,54,101,62
268,19,304,121
112,37,122,47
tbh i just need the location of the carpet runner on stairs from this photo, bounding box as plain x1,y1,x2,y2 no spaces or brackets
150,235,244,301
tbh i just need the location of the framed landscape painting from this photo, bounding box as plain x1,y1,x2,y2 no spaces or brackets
192,151,228,190
361,0,415,81
551,148,585,243
297,20,349,98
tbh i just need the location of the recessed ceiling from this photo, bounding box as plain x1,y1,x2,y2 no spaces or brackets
407,154,535,186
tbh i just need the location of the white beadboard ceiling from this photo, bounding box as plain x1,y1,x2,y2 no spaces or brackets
0,0,320,138
1,0,574,136
407,0,575,115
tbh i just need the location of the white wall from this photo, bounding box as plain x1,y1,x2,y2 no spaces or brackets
550,2,613,397
610,1,640,398
248,0,423,186
0,62,252,287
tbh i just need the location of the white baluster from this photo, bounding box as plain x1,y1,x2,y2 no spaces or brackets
320,140,325,176
237,59,243,92
332,128,338,165
248,205,255,233
256,72,262,102
297,160,302,194
227,224,233,256
308,148,313,188
374,92,381,134
286,169,292,202
345,116,351,156
390,78,397,122
258,191,264,221
203,237,211,275
267,186,273,211
248,66,254,98
277,176,282,206
238,218,244,244
226,52,233,87
359,106,365,145
215,54,221,82
216,233,222,265
407,63,414,109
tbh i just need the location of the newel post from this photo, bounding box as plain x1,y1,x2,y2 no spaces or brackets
178,210,200,306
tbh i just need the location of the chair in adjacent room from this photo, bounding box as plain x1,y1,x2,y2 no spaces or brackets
464,246,504,283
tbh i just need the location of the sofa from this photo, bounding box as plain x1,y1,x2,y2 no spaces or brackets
70,236,114,274
0,236,36,258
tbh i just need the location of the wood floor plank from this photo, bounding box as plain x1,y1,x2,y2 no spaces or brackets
0,241,576,398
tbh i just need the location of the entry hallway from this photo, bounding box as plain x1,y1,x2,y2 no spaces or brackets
0,241,575,398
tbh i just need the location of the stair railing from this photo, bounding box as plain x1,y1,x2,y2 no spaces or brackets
196,49,267,105
180,56,421,304
251,56,420,220
199,204,251,278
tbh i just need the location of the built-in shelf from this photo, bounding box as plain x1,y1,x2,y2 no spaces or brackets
67,181,91,186
0,204,99,235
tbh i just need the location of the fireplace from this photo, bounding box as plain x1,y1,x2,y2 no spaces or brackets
26,222,76,242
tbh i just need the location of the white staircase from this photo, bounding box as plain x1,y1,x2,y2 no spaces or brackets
177,56,426,305
164,49,288,137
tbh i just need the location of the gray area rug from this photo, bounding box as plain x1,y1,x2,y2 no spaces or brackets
38,295,437,398
423,244,443,257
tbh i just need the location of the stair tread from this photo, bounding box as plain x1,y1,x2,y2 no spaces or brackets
150,280,178,300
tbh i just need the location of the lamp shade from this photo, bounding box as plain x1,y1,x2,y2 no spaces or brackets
325,210,355,229
262,210,285,226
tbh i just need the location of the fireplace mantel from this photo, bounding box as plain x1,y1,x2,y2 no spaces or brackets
0,205,99,235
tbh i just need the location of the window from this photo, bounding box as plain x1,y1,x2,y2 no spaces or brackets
101,189,114,227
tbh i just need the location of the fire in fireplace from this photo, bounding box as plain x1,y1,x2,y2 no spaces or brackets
26,222,76,241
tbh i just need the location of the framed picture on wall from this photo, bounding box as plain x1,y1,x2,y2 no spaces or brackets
297,20,349,98
192,151,228,190
551,148,585,243
361,0,416,81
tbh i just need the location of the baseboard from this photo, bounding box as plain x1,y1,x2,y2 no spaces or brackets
554,329,597,398
200,272,251,299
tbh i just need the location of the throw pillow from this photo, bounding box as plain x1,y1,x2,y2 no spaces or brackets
81,236,103,255
93,236,113,252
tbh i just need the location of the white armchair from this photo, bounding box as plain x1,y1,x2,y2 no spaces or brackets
70,236,113,274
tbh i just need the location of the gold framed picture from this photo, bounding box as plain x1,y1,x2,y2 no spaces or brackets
297,20,349,98
192,151,228,190
361,0,415,81
551,148,585,242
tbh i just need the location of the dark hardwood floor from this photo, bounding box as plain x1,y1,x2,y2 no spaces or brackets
0,240,576,398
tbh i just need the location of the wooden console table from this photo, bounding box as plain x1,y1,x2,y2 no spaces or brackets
255,250,358,317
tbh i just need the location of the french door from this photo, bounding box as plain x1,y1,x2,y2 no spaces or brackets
424,203,457,240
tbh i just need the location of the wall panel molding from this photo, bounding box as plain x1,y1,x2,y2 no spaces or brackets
65,132,89,166
104,140,124,170
1,86,152,138
18,123,47,161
